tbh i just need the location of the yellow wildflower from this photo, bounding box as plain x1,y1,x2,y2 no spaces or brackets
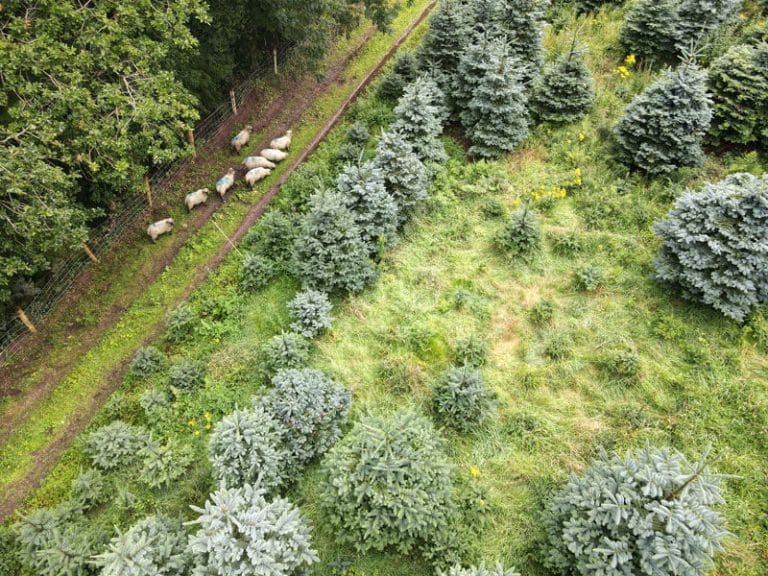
205,423,211,430
616,65,631,79
470,465,481,478
624,54,636,66
188,419,196,427
204,412,212,421
194,430,201,436
578,131,585,142
512,198,521,208
478,498,486,506
573,168,583,187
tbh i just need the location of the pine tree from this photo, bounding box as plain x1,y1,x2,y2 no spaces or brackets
615,62,712,175
619,0,680,62
292,189,376,293
373,128,430,225
392,76,447,164
675,0,743,50
336,160,399,252
463,39,529,158
455,31,497,118
496,0,548,84
531,43,596,123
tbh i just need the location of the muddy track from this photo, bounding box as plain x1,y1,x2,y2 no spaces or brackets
0,1,436,522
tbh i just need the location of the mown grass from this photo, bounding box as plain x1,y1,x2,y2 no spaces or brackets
6,3,768,576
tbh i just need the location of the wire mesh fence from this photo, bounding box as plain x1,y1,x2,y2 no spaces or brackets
0,41,303,360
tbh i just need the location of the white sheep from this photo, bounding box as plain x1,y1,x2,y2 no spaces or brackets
245,167,272,187
269,129,292,151
231,125,253,152
147,218,174,242
185,188,209,211
260,148,288,162
216,168,236,198
242,156,276,170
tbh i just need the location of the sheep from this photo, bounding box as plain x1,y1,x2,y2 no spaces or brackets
216,168,236,198
242,156,276,170
147,218,174,242
184,188,209,211
260,148,288,162
269,129,293,151
231,125,253,152
245,167,272,187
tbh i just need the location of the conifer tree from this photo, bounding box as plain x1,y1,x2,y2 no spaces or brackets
675,0,743,50
615,62,712,175
391,76,447,164
373,128,430,225
531,43,596,123
454,31,496,121
293,190,376,293
462,39,529,159
496,0,548,84
619,0,680,62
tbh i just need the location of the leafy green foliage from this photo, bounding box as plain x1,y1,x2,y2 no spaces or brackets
94,515,191,576
240,253,278,292
454,334,489,367
242,210,298,269
293,189,376,293
495,206,541,259
529,299,555,324
320,410,458,561
139,437,193,488
432,367,496,431
70,469,107,512
208,404,289,490
187,484,319,576
545,446,729,576
263,368,351,465
129,346,166,377
84,421,150,470
532,48,596,123
392,76,448,164
260,333,312,377
165,303,199,344
442,564,522,576
653,172,768,322
169,358,207,390
602,347,642,379
615,64,712,175
288,289,334,338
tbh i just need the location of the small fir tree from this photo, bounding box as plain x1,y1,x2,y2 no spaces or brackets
139,437,193,489
653,172,768,322
619,0,680,62
431,366,496,431
531,43,596,123
239,253,277,292
442,564,522,576
496,0,548,84
242,210,298,268
292,189,376,293
260,332,311,377
377,52,421,100
392,76,447,164
495,205,541,259
675,0,743,50
454,31,495,119
69,469,106,512
615,62,712,175
84,421,150,470
288,288,334,338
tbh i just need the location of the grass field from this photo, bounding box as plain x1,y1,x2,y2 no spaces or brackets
3,3,767,576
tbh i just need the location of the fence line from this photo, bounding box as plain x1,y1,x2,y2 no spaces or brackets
0,41,303,359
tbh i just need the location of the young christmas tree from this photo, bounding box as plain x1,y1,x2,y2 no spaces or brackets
675,0,743,51
614,61,712,175
619,0,680,62
454,30,496,122
391,76,447,164
462,38,529,159
531,41,596,123
495,0,548,84
292,189,376,293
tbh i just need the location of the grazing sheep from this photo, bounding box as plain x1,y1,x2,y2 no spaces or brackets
269,129,293,150
231,125,253,152
147,218,174,242
242,156,276,170
245,167,272,187
260,148,288,162
216,168,236,198
185,188,209,211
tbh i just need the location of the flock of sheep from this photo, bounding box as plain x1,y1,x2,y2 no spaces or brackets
146,127,293,242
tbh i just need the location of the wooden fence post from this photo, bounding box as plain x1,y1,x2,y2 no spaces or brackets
83,243,99,263
229,90,238,114
273,47,278,75
187,128,196,159
144,175,153,207
16,308,37,334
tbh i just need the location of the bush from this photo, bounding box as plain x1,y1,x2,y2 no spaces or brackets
320,410,457,561
260,332,311,377
346,121,371,146
84,420,149,470
187,484,318,576
442,564,522,576
480,197,506,218
549,231,583,255
129,346,166,377
602,347,641,379
454,334,489,367
653,172,768,322
575,264,604,291
262,368,351,465
544,334,573,360
288,288,333,338
69,469,106,511
139,437,193,489
139,388,169,415
239,253,277,292
495,206,541,259
242,210,298,266
432,367,496,431
209,404,289,490
531,48,595,123
168,358,207,390
614,63,712,175
545,445,728,576
165,303,198,344
93,515,191,576
529,299,555,324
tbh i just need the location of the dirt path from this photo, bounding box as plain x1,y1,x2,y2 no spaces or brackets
0,1,436,522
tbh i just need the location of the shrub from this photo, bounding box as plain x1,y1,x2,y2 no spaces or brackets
84,420,149,470
432,367,496,431
187,484,319,576
129,346,166,377
168,358,207,390
544,334,573,360
0,525,21,576
549,231,583,255
242,210,298,266
495,206,541,259
545,445,729,576
442,564,522,576
654,173,768,322
293,189,376,294
70,469,106,511
454,334,489,367
240,253,277,292
346,121,371,146
532,47,595,123
94,515,191,576
288,288,333,338
263,368,351,465
209,404,289,490
165,303,198,343
320,410,457,560
480,197,506,218
574,264,604,291
614,63,712,175
392,76,447,164
529,299,555,324
139,437,193,489
602,347,642,379
139,388,169,415
260,332,311,377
